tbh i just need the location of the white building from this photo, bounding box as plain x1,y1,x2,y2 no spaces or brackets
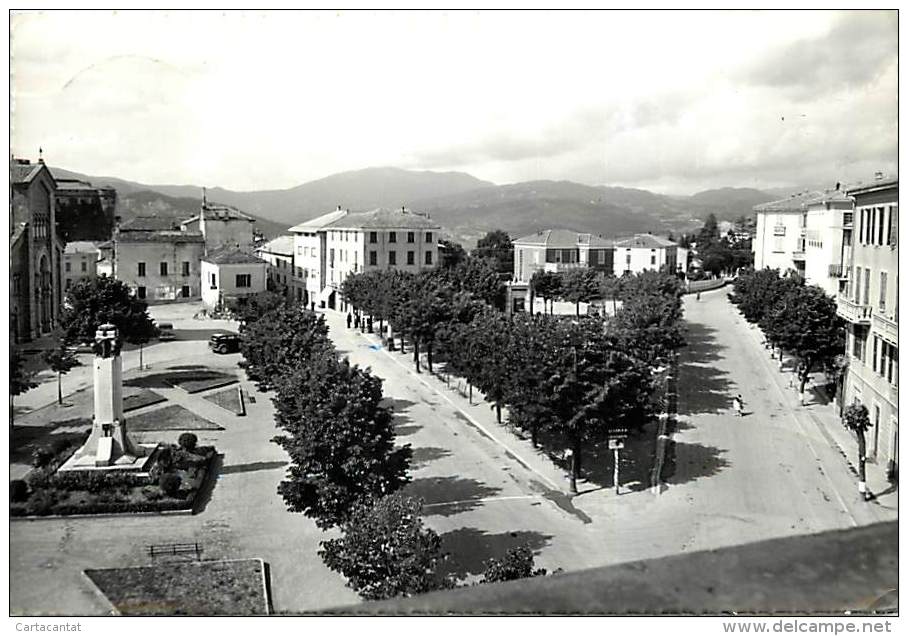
63,241,101,291
256,235,306,303
200,246,268,311
181,197,257,253
289,206,440,310
802,189,854,297
752,191,822,276
612,234,688,276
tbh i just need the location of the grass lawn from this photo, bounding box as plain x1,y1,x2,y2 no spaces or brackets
123,389,167,413
167,371,238,394
128,405,224,432
84,559,270,615
202,386,243,415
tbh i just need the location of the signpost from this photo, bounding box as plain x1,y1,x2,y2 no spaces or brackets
608,428,628,494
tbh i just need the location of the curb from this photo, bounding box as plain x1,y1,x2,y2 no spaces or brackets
12,507,195,522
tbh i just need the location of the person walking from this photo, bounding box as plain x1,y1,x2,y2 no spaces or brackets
732,394,744,417
696,291,701,301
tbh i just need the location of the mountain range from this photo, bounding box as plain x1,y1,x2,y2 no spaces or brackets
49,165,782,245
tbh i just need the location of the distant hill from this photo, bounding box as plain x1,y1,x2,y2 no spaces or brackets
49,165,780,245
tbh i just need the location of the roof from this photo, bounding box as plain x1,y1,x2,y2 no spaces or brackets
753,190,823,213
331,521,896,615
288,207,351,233
846,174,898,196
55,179,98,192
116,231,206,244
64,241,100,254
613,234,678,249
513,229,613,248
119,216,183,232
183,203,255,225
202,246,267,265
257,235,294,255
328,207,441,231
10,158,52,185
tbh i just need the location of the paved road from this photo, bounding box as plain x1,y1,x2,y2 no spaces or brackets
11,295,893,615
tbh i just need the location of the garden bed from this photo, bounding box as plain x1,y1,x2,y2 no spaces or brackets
123,389,167,412
10,442,218,518
84,558,270,615
202,386,244,415
167,371,238,394
128,405,224,432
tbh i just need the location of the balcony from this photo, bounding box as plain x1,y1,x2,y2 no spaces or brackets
828,264,846,278
873,312,898,347
543,262,585,274
836,296,872,324
792,251,806,261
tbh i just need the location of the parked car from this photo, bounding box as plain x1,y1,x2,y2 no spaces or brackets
209,333,241,354
156,322,176,341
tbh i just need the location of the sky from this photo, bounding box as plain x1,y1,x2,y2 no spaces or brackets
10,9,898,195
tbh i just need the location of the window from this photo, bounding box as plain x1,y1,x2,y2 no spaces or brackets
389,251,397,266
138,262,146,277
879,207,886,245
650,255,656,266
65,261,71,273
236,274,251,288
880,272,888,311
369,251,378,266
389,231,397,243
852,329,865,361
81,261,87,272
298,245,304,255
407,231,415,243
425,232,433,243
370,231,378,244
182,261,190,276
407,250,415,265
872,336,879,373
888,205,898,247
626,253,632,265
137,286,146,299
425,251,433,265
160,262,168,276
329,248,335,266
181,285,190,298
864,268,871,305
65,279,71,289
210,273,217,288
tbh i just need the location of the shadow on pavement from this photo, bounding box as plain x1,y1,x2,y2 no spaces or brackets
438,527,552,582
410,446,453,470
192,453,223,514
662,440,730,486
406,476,501,517
677,358,735,416
220,460,288,476
10,417,92,465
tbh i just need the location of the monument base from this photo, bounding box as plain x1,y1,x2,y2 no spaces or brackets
57,443,160,474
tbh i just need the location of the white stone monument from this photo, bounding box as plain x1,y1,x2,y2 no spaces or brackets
59,323,156,472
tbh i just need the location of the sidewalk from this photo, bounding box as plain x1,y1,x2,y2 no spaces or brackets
737,312,897,515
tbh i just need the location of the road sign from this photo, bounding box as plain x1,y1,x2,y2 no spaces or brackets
608,428,628,440
608,438,625,450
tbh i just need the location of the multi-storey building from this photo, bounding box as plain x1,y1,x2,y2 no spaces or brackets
512,229,615,283
836,175,898,481
97,216,205,302
53,177,117,242
290,206,440,310
612,233,688,276
255,235,307,303
181,196,257,253
752,190,823,276
63,241,101,291
10,156,64,341
200,246,268,311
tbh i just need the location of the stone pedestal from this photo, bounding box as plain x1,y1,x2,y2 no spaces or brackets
59,323,156,473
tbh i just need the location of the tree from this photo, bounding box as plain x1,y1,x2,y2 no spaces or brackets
698,213,720,247
273,354,411,528
42,339,80,405
530,270,562,314
438,239,467,269
764,285,844,400
559,267,601,316
234,290,289,328
319,494,453,600
59,276,157,347
473,229,514,274
10,346,38,428
440,257,504,309
239,305,332,391
464,310,514,423
843,403,872,500
480,545,547,584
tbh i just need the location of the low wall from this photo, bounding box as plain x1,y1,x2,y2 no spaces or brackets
684,278,727,294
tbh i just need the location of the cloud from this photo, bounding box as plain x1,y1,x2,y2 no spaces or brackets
739,11,897,98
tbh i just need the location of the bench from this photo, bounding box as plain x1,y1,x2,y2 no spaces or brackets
146,542,203,560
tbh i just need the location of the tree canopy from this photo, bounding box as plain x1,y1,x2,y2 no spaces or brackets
59,276,157,345
473,229,514,274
